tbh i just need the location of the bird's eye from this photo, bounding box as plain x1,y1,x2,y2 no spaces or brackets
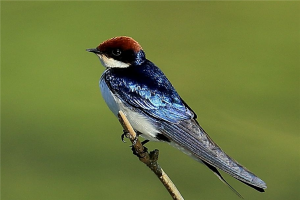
112,49,122,56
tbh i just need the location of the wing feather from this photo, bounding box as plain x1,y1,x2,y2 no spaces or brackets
159,118,267,191
104,62,267,192
104,63,194,122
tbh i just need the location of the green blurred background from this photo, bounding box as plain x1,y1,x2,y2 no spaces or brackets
2,2,299,200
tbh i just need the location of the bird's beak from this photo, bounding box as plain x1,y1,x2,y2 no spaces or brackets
86,48,101,54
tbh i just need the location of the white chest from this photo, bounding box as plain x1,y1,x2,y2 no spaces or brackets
99,77,160,141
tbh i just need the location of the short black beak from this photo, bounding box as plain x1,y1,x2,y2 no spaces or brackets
86,48,101,54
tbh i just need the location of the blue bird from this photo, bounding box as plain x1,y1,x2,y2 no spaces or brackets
87,36,267,196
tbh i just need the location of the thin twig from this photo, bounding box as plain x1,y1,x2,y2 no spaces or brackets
118,111,184,200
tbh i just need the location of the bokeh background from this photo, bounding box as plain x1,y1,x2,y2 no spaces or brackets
2,2,299,200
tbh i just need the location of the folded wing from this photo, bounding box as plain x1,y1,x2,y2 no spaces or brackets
159,118,267,192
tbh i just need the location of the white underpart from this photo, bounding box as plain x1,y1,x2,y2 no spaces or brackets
100,77,160,141
97,54,130,68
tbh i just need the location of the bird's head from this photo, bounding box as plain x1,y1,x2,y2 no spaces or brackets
87,36,146,68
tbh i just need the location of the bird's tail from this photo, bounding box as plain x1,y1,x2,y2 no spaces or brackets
202,160,244,198
160,118,267,194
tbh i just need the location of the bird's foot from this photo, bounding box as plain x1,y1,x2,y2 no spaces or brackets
141,139,150,146
121,130,150,158
131,139,150,158
121,130,142,145
121,130,130,143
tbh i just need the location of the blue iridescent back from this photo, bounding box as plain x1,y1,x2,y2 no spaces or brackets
103,60,194,123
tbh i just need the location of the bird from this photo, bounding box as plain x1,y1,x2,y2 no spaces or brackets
87,36,267,197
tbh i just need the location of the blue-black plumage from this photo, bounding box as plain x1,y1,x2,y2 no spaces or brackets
103,61,194,123
87,36,267,197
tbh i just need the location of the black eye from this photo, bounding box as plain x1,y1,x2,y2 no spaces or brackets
112,49,122,56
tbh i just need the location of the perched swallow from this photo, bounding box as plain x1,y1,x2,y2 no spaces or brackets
87,36,267,196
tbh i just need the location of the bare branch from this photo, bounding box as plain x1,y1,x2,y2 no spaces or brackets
118,111,184,200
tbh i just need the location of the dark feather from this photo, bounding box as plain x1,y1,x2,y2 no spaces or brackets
159,118,267,191
104,61,194,123
202,160,244,198
104,59,267,192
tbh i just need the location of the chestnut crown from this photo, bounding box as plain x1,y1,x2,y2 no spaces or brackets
98,36,145,65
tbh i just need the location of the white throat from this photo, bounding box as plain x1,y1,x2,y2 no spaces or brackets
98,54,130,68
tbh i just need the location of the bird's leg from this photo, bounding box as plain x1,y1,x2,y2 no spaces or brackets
121,130,143,145
140,139,150,153
134,132,149,149
141,139,150,145
121,129,150,158
130,140,149,158
121,129,130,143
131,132,150,157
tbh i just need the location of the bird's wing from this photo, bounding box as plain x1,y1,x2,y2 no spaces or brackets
159,118,267,192
104,63,266,192
104,63,195,123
